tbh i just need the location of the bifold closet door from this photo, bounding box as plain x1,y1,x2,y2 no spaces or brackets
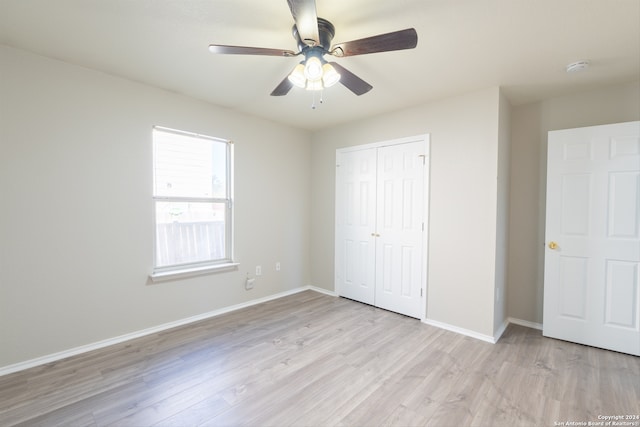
335,138,427,319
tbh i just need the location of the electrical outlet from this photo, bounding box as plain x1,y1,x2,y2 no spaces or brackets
275,262,281,271
256,265,262,276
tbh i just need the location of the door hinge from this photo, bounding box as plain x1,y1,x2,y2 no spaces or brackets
422,222,424,231
420,288,423,297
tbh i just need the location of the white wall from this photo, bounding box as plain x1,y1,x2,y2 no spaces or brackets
0,45,311,368
310,87,505,337
507,80,640,325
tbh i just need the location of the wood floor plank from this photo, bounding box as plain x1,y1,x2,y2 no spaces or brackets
152,395,230,427
1,291,638,427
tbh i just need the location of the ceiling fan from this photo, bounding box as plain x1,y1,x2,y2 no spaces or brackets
208,0,418,97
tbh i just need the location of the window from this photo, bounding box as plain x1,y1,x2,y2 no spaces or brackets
152,126,234,277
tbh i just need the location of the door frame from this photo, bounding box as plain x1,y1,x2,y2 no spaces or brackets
335,134,430,321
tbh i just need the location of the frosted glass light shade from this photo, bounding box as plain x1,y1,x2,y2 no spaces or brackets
289,56,341,92
322,63,341,87
287,63,306,88
304,57,323,81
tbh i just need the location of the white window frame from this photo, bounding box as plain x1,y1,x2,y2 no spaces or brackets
150,126,237,282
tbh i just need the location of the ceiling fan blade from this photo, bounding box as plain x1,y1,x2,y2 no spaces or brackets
329,62,373,96
287,0,320,46
208,44,297,57
330,28,418,57
270,75,294,96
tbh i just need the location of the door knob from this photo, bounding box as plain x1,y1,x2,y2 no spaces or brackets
548,241,558,250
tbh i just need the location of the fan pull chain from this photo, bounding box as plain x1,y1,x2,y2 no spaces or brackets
311,90,325,110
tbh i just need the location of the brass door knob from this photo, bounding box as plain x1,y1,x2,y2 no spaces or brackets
548,241,558,250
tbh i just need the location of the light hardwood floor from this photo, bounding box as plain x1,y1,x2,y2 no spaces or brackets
1,290,639,426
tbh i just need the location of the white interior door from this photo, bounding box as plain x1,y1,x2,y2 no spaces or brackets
335,148,377,305
543,121,640,356
374,142,426,318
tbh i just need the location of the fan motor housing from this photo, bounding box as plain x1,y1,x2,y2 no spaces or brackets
293,17,335,52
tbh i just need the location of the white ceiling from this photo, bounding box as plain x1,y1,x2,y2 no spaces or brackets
1,0,638,131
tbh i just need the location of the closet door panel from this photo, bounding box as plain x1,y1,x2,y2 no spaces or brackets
374,142,425,318
335,148,377,305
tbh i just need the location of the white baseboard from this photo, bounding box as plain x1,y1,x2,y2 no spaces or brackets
493,319,510,342
422,318,497,344
421,316,541,345
308,285,338,297
508,317,543,331
0,285,325,377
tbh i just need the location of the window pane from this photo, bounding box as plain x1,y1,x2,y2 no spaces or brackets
153,129,227,199
155,201,227,267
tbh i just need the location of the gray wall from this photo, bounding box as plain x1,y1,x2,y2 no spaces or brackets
494,90,511,334
310,87,506,338
0,46,312,368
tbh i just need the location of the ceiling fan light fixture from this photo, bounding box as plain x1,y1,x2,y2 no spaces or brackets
209,4,420,98
322,62,340,87
304,56,324,81
288,63,307,88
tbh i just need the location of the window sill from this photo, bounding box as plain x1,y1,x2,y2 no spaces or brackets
149,262,240,283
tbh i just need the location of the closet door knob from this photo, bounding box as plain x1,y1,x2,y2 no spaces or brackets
548,241,558,250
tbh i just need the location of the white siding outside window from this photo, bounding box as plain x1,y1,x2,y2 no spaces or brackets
151,126,234,280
